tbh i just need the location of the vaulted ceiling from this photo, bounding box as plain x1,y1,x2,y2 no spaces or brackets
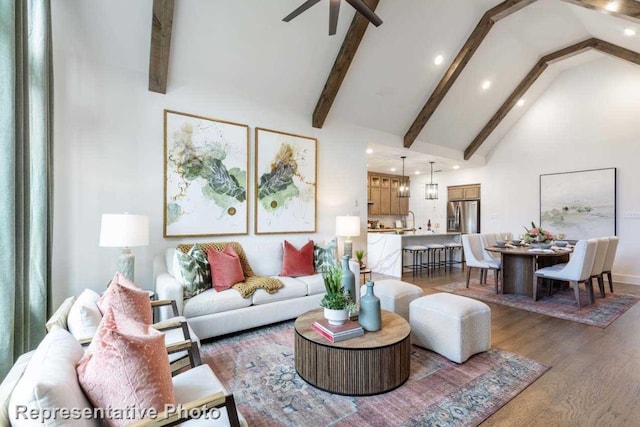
54,0,640,173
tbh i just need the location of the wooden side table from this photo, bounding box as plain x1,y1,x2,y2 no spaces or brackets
294,309,411,396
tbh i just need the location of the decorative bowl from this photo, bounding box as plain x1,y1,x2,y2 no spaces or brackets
554,240,568,247
511,240,523,246
495,241,507,248
531,243,552,249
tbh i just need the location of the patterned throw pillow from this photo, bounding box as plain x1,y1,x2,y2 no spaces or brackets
174,243,212,299
314,239,338,273
77,308,175,426
98,273,152,325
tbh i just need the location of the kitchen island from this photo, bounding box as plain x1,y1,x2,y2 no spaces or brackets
367,231,462,278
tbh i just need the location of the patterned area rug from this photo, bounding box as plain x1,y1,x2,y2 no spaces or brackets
200,321,549,427
436,280,640,328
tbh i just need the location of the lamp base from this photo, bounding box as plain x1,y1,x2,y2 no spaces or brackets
118,248,135,282
343,240,353,260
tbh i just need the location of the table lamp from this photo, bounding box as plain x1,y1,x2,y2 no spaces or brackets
99,213,149,282
335,215,361,259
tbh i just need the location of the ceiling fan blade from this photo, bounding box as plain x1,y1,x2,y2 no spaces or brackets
345,0,383,26
329,0,340,35
283,0,323,22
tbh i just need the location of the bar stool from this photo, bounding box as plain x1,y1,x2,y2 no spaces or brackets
444,242,464,270
403,245,427,276
424,243,446,272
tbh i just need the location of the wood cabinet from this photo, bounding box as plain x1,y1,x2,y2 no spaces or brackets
368,173,409,216
448,184,481,201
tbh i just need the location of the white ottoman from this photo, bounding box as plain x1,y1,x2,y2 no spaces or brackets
361,279,424,321
410,293,491,363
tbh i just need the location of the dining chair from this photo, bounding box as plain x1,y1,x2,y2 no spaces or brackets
462,234,501,293
589,237,610,298
533,239,597,309
480,233,501,262
600,236,619,294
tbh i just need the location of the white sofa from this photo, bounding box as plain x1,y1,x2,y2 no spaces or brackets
154,240,360,341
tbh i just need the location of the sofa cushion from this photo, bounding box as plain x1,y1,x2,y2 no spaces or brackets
98,273,152,324
208,244,245,292
252,277,308,305
45,296,75,332
183,288,252,318
280,240,315,277
77,308,175,426
67,289,103,341
314,239,338,273
174,244,212,299
9,328,95,427
296,273,326,296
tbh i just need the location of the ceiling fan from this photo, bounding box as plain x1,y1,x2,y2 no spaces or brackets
283,0,383,36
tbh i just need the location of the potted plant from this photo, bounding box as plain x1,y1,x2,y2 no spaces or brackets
355,250,366,269
320,266,357,325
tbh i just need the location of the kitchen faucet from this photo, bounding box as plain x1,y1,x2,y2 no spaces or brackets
407,210,416,231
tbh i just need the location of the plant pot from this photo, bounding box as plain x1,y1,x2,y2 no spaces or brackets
324,308,348,326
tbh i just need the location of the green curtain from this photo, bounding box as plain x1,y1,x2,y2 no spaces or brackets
0,0,53,379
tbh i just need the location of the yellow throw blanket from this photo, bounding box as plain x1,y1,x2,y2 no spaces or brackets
177,242,284,298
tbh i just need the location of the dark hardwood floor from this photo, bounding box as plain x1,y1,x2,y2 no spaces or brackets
372,266,640,426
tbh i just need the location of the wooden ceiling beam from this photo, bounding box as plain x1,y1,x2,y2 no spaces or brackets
463,38,640,160
403,0,538,148
560,0,640,23
148,0,175,94
312,0,380,128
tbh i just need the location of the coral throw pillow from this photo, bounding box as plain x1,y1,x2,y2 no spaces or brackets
280,240,315,277
97,272,152,324
208,244,245,291
77,308,175,426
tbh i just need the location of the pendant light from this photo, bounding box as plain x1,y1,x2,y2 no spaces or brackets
398,156,410,198
425,161,438,200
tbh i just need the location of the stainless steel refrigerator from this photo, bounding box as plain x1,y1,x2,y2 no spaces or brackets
447,200,480,234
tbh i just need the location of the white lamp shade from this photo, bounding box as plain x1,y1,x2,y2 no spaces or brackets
335,216,361,237
99,214,149,247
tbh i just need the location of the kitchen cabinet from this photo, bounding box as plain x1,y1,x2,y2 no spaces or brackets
368,173,409,216
448,184,481,201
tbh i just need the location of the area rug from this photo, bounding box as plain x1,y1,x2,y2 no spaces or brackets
200,321,549,427
435,280,640,328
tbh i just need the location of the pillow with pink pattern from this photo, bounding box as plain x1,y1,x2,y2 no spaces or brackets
77,308,175,426
97,272,152,324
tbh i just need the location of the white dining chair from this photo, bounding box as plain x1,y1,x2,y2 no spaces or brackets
533,239,597,309
589,237,610,298
600,236,619,295
462,234,501,293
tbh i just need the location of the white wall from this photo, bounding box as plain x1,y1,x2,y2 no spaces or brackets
410,57,640,285
50,34,396,308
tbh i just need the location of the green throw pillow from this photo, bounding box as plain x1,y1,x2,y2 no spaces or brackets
175,244,212,299
314,239,338,273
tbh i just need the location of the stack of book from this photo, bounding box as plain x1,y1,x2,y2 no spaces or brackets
311,318,364,343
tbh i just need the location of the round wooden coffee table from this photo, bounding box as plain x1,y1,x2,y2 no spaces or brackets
294,308,411,396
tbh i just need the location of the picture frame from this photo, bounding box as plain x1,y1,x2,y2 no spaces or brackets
164,110,249,237
254,127,317,234
540,168,616,240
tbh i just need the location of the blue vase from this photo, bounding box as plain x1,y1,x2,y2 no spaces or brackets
341,255,356,304
359,281,381,331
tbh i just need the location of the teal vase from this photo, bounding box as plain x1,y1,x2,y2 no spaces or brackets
359,281,381,331
341,255,356,304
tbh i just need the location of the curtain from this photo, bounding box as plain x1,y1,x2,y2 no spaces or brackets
0,0,53,379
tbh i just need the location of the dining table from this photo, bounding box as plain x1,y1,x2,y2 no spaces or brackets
486,245,572,298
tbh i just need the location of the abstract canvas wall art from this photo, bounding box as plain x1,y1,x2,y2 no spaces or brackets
540,168,616,240
255,127,317,234
164,110,249,237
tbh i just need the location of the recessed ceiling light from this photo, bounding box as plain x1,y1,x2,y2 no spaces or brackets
366,148,373,154
605,1,619,12
516,99,525,107
452,165,460,170
624,28,636,37
482,80,491,90
390,167,396,172
434,55,444,66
